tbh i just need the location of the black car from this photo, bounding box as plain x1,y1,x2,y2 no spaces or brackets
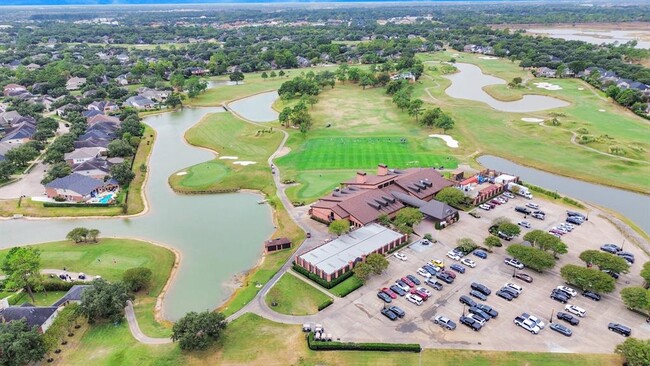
550,323,573,337
566,217,583,225
475,303,498,318
602,269,620,279
471,282,492,296
390,285,406,297
550,290,569,304
450,264,466,274
425,278,443,291
617,252,634,264
600,244,621,254
608,323,631,337
436,272,454,284
381,308,398,321
582,291,601,301
557,312,580,326
496,289,514,301
566,211,587,220
469,290,487,301
515,272,534,283
499,286,519,298
468,306,491,322
406,274,421,286
389,306,405,318
515,206,532,215
459,316,482,331
555,288,574,299
377,291,392,303
459,295,477,307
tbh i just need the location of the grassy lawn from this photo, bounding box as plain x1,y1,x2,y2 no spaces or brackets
417,51,650,193
329,276,364,297
0,238,175,338
264,273,332,316
284,169,356,204
126,124,155,215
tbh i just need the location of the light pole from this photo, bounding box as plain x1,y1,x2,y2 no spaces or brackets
549,309,555,324
512,267,517,278
621,238,626,251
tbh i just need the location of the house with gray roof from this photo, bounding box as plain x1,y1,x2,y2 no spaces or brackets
66,77,87,90
71,157,113,179
52,285,91,307
123,95,155,109
0,304,60,333
64,147,105,165
44,173,114,202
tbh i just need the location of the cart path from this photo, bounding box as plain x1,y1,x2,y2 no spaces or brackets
125,300,172,345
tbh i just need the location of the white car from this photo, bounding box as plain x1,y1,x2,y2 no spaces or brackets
526,203,540,209
446,252,461,261
565,304,586,317
416,287,432,297
523,313,545,329
496,197,507,204
503,192,515,199
393,252,407,261
460,258,476,268
479,204,491,211
406,294,423,306
504,282,523,295
556,286,578,297
517,220,531,228
469,314,486,326
417,268,432,278
396,282,410,292
562,223,575,230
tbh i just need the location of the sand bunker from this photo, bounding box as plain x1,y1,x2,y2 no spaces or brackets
233,161,257,166
521,118,545,123
598,109,606,112
534,82,563,91
176,172,188,176
578,87,585,91
479,56,499,60
429,134,459,148
219,156,239,160
452,53,459,57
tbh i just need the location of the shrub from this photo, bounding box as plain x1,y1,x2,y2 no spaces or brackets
123,267,153,292
293,264,353,289
329,276,363,297
307,332,421,352
317,298,334,311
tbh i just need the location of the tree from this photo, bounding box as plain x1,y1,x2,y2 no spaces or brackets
435,187,465,207
579,250,630,274
186,77,208,98
278,70,285,78
484,236,502,251
165,93,183,109
407,99,424,122
506,244,556,272
123,267,153,292
508,76,523,88
172,311,227,351
641,261,650,285
78,279,131,323
366,253,389,275
229,71,244,85
393,207,423,234
523,230,568,257
0,319,46,366
88,229,100,243
1,247,43,303
560,264,616,293
457,238,478,253
107,139,135,157
498,223,521,238
615,338,650,366
66,227,89,243
261,71,268,80
492,216,512,227
328,219,350,236
278,107,292,127
170,72,185,91
420,108,442,127
435,114,455,133
110,162,135,186
352,262,373,282
269,71,277,78
620,287,649,312
119,115,145,137
41,161,71,185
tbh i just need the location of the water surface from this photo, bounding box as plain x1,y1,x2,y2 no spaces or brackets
528,28,650,49
227,90,279,122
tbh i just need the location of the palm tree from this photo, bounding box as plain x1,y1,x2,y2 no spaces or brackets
88,229,100,243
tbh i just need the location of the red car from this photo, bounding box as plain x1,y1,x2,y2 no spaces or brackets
382,287,397,299
490,199,501,205
401,277,415,287
410,288,429,300
442,270,457,279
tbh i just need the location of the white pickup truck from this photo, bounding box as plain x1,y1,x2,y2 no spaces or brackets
514,316,541,334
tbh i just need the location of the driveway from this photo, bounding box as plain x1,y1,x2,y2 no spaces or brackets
0,162,47,199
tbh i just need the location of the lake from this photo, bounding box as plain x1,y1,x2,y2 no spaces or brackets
444,63,570,113
528,28,650,49
478,155,650,235
227,90,279,122
0,106,276,320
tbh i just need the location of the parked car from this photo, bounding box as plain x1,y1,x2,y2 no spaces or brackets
425,278,444,291
406,294,423,306
396,280,410,292
531,212,545,220
503,282,523,295
381,308,398,321
436,272,454,284
459,295,477,307
550,323,573,337
513,316,540,334
490,199,502,206
617,252,635,264
503,192,515,199
607,323,631,337
459,315,482,331
566,217,583,225
602,269,620,279
473,250,488,259
469,290,488,301
430,259,445,268
550,290,569,304
460,258,476,268
393,252,407,261
447,251,462,261
406,275,421,286
410,288,429,301
416,286,432,297
377,291,392,303
565,305,586,317
475,303,498,318
526,203,540,209
582,291,601,301
504,257,524,269
500,286,520,298
497,231,514,241
401,277,415,287
389,306,405,318
566,211,587,220
469,313,487,326
450,263,466,274
471,282,492,296
433,315,456,330
515,206,531,215
423,264,439,275
381,287,397,299
468,306,491,322
479,204,491,211
496,289,514,301
417,267,432,278
390,284,406,296
521,313,545,329
517,220,531,228
496,197,507,204
514,272,533,283
556,286,577,297
556,312,580,326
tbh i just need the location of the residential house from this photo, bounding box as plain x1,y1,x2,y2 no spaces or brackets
137,88,170,102
115,54,130,63
1,117,36,144
0,142,13,162
536,67,557,78
0,111,22,126
45,173,116,202
116,74,130,86
296,56,311,68
74,137,111,149
3,84,26,97
82,109,104,119
87,114,120,127
188,67,209,76
71,157,113,179
64,147,106,165
25,63,41,71
0,304,60,333
123,95,155,109
56,103,82,117
264,237,292,253
51,285,91,307
66,77,87,91
88,100,119,113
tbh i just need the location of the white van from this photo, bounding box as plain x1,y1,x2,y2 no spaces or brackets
504,282,523,295
407,294,423,306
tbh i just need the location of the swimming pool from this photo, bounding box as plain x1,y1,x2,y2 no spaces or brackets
98,193,114,204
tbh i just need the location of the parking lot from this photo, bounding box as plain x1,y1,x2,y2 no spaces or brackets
317,195,650,353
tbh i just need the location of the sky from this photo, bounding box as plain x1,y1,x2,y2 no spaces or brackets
2,0,525,6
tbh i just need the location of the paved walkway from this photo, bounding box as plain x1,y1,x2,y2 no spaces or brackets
125,300,172,345
0,161,47,199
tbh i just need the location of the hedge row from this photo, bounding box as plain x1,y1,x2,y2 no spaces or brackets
307,333,421,352
43,202,113,208
292,264,353,289
42,278,88,291
522,183,561,199
317,298,334,311
330,277,364,298
562,197,585,209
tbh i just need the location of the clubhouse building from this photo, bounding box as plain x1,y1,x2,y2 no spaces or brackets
309,164,459,228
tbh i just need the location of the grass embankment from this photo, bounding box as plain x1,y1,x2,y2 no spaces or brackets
264,273,332,315
56,312,623,366
418,51,650,194
0,238,175,338
0,125,155,218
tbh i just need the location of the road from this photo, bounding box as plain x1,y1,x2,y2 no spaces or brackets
125,300,172,345
0,161,47,199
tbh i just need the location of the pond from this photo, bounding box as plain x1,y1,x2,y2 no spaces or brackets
227,90,279,122
527,28,650,49
0,106,276,320
443,63,570,113
477,155,650,235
